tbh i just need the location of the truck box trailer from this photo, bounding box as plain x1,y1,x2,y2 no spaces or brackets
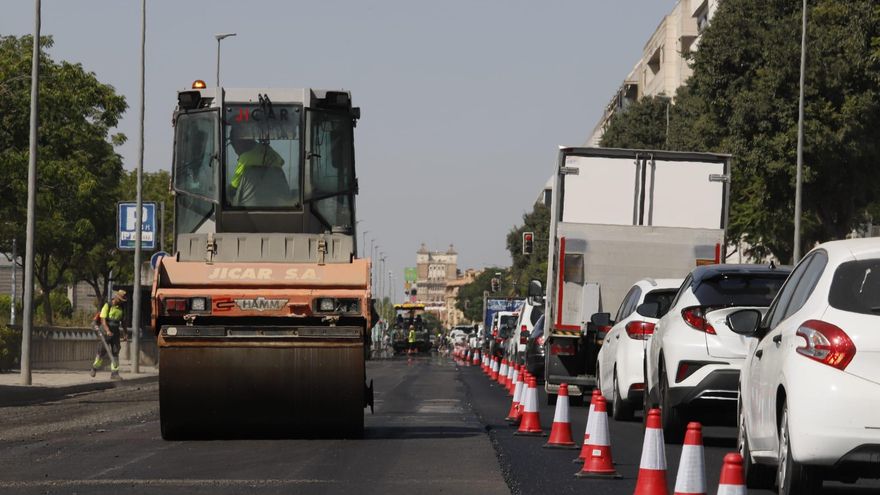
541,147,731,401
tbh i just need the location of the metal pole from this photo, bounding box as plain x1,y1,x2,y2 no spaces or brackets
131,0,146,374
215,33,236,88
10,238,17,326
160,201,165,253
21,0,40,385
361,230,369,258
793,0,807,263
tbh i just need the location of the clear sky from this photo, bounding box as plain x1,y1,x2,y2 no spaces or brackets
4,0,675,301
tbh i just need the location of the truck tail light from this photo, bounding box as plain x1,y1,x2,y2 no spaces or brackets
796,320,856,371
164,298,187,313
625,321,655,340
682,306,716,334
550,339,576,356
520,325,529,344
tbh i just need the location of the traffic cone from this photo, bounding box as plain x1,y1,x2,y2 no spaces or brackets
574,396,621,478
507,364,517,395
482,354,489,374
514,376,544,436
715,453,746,495
473,349,481,366
634,408,669,495
505,366,524,423
544,383,578,449
498,359,509,387
574,389,603,463
673,422,706,495
490,357,499,381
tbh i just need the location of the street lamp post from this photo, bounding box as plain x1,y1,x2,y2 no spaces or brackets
793,0,807,263
131,0,147,374
215,33,236,87
361,230,370,258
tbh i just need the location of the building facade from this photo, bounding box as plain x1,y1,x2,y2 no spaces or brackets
415,244,458,323
587,0,720,146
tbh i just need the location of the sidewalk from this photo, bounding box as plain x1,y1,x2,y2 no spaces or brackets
0,359,158,407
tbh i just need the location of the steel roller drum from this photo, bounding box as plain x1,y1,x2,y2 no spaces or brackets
159,341,365,439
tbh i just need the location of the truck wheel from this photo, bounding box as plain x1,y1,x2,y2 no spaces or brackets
612,369,634,421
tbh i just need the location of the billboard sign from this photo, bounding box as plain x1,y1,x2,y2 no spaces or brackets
404,267,418,283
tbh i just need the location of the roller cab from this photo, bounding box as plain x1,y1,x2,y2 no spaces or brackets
155,85,370,439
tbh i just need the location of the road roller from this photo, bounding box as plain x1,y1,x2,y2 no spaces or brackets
152,82,373,439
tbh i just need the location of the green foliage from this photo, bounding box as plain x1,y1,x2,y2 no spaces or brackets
0,325,21,371
455,267,511,322
0,35,127,323
597,0,880,262
505,202,550,295
600,96,672,150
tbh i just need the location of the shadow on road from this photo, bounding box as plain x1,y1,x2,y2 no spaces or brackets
365,425,483,440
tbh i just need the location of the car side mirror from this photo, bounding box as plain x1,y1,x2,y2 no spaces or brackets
636,302,660,319
590,312,612,327
726,309,763,336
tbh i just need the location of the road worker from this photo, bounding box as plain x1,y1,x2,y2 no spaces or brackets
90,290,127,380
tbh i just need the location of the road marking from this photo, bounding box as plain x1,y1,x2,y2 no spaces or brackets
0,478,503,488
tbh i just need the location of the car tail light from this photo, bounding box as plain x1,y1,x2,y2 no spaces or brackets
625,321,655,340
629,383,645,391
520,325,528,344
796,320,856,370
682,306,716,334
164,298,187,313
676,361,708,383
550,339,576,356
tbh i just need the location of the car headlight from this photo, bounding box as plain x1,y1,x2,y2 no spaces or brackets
318,298,336,312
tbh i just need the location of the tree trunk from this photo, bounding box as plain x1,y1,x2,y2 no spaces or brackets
41,292,54,326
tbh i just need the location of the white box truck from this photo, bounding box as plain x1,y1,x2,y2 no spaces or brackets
536,147,731,403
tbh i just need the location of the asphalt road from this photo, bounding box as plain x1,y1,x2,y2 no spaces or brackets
2,353,878,495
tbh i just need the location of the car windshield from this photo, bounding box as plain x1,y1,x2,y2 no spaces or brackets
694,273,789,307
224,103,302,209
829,259,880,316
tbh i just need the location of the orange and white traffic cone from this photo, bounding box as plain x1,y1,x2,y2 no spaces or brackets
505,366,524,423
634,408,669,495
544,383,578,449
715,453,746,495
482,354,489,374
498,359,509,387
574,389,603,463
491,357,500,381
673,422,706,495
514,376,544,436
506,363,516,395
472,349,481,366
574,396,621,479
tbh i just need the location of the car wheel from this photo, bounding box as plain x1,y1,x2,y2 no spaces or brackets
738,397,774,488
777,402,820,495
612,369,634,421
659,364,684,443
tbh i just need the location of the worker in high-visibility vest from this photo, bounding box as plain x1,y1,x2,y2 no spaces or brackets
407,326,417,355
90,290,127,380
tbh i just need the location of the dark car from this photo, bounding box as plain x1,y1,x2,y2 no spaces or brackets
525,314,546,378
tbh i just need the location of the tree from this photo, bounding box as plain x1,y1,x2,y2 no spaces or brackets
505,202,550,296
598,1,880,262
0,36,127,323
455,268,510,323
74,170,173,307
600,96,672,150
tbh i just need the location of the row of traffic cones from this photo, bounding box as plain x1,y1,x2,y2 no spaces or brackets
463,351,747,493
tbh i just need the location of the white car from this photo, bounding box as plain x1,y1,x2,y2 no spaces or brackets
733,239,880,494
505,302,543,367
596,278,682,421
645,264,791,441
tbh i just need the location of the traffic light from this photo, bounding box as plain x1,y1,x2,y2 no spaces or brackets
522,231,534,255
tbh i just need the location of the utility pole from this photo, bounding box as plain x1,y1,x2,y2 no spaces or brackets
793,0,808,263
131,0,146,374
21,0,41,385
10,238,17,326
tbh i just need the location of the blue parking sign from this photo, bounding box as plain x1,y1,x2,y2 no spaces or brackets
117,202,157,250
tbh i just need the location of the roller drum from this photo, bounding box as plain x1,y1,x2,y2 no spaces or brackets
159,342,364,439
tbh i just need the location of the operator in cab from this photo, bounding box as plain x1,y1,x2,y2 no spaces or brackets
227,126,287,206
